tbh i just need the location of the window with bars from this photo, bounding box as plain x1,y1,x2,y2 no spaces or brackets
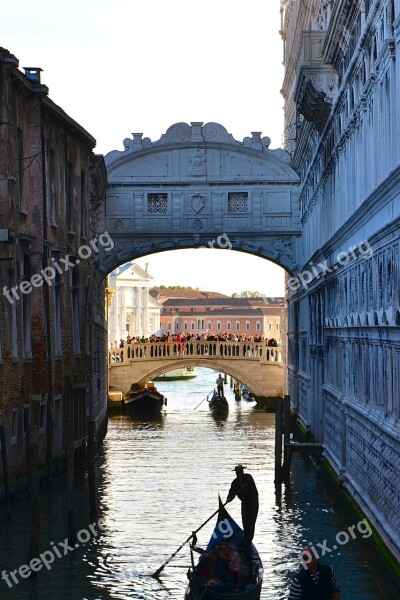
228,192,248,213
148,193,168,213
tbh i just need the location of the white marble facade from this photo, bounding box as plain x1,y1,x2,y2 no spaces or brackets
107,263,162,342
282,0,400,562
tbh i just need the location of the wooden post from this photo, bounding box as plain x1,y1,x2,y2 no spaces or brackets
274,399,283,483
88,420,97,519
64,377,76,545
229,376,233,389
282,394,292,480
0,424,11,518
27,404,40,565
224,373,227,384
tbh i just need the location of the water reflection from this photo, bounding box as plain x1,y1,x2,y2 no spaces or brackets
1,368,399,599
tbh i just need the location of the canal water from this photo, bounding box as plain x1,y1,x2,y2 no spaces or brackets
1,367,399,599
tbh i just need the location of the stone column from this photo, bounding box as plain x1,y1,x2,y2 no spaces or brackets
143,286,149,337
135,285,140,336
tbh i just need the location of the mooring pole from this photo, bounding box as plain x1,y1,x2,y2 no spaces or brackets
275,399,283,483
282,394,292,480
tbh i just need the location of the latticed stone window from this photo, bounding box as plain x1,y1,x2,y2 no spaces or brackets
147,193,168,213
228,192,248,213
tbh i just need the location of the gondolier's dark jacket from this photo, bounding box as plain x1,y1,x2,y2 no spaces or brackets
227,473,258,507
289,564,340,599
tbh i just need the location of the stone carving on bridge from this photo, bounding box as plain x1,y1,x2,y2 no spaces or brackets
188,149,206,176
273,239,297,271
190,193,206,213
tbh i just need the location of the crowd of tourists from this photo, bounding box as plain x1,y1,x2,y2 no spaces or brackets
109,332,280,363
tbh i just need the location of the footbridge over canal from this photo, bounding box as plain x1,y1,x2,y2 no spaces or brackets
108,341,284,397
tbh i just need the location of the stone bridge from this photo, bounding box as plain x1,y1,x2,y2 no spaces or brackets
94,121,301,278
108,341,284,397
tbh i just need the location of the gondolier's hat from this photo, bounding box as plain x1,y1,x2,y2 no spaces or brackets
232,464,246,472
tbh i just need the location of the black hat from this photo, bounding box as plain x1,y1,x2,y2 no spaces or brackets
232,464,246,472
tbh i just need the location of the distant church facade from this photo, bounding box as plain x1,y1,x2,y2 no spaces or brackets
107,263,162,342
282,0,400,563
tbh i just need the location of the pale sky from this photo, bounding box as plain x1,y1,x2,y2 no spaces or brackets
135,248,285,297
4,0,286,295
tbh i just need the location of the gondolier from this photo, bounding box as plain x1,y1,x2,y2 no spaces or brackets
226,465,259,551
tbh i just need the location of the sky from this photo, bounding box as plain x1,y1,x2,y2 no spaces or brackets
3,0,286,296
135,248,286,297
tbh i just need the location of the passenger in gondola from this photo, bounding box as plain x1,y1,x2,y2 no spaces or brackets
195,543,227,584
218,542,250,585
226,464,259,553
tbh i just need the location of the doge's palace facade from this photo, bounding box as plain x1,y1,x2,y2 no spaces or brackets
282,0,400,561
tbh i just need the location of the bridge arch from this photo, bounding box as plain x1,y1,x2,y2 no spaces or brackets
108,341,285,398
93,122,301,278
143,360,270,397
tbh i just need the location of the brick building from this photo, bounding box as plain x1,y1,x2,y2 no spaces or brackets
0,48,107,494
158,294,284,339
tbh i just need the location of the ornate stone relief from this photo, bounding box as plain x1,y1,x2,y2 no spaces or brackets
190,193,206,213
188,149,206,176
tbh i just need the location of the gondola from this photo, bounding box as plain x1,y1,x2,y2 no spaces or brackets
185,502,263,600
108,383,167,415
208,391,229,416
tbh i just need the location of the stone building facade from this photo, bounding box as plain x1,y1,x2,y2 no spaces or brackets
0,48,107,493
107,262,162,341
282,1,400,562
160,296,284,339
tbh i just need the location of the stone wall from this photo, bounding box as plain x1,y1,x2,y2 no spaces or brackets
282,1,400,562
0,48,107,493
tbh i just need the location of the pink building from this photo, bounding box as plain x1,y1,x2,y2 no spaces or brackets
159,296,284,339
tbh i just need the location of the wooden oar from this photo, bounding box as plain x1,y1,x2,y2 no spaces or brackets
151,500,228,578
193,388,215,410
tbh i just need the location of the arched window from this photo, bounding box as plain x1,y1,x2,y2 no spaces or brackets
217,321,221,330
236,321,240,331
227,321,231,330
246,321,250,331
256,321,261,331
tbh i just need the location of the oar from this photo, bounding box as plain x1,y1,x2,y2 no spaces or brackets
151,500,228,578
193,388,215,410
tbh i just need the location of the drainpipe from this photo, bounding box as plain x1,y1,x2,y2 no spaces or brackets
41,121,54,478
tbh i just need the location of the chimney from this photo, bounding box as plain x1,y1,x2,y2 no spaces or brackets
23,67,42,83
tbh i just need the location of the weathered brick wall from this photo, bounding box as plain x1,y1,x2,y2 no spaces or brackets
0,48,107,493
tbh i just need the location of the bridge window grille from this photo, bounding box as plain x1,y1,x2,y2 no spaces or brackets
228,192,248,213
148,193,168,213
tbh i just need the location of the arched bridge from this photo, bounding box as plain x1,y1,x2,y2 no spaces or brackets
108,341,284,397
